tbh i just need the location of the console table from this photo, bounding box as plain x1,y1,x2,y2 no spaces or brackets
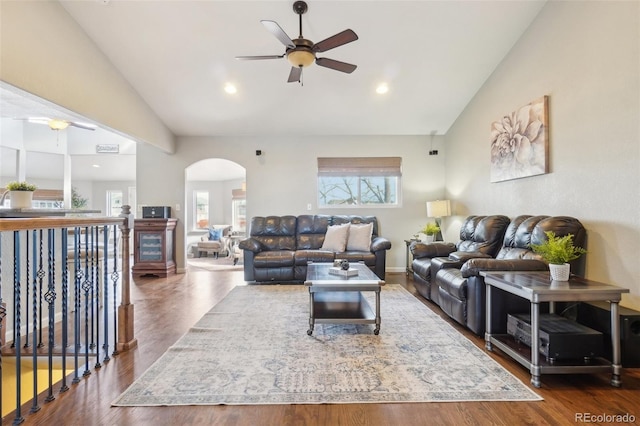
481,271,629,388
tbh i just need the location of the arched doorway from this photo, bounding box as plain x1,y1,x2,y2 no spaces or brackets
184,158,246,268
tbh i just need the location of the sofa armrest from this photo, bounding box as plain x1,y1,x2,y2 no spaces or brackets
370,236,392,252
238,237,263,253
410,242,456,259
461,258,548,278
448,251,491,262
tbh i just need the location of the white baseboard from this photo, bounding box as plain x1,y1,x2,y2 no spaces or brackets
386,266,406,273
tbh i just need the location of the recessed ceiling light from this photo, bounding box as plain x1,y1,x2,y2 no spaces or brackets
92,164,100,168
224,83,237,94
376,83,389,94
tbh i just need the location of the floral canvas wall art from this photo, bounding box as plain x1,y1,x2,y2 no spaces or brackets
490,96,549,182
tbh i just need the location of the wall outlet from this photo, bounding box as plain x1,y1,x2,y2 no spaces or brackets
175,203,181,212
307,203,312,211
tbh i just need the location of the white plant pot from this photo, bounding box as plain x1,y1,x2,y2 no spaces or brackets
549,263,571,281
9,190,34,209
420,234,435,243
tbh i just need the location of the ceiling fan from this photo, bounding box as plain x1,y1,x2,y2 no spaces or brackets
235,1,358,83
18,117,96,131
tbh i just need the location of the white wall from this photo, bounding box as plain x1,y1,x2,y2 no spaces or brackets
444,1,640,305
137,135,447,272
0,1,175,153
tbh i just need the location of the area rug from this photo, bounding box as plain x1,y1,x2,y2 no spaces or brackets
187,256,242,271
112,285,541,406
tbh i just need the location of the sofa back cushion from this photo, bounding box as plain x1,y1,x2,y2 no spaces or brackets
296,215,331,250
331,215,379,239
456,215,510,257
249,216,298,250
497,216,586,270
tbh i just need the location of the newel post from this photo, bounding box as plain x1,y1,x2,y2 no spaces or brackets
117,205,137,351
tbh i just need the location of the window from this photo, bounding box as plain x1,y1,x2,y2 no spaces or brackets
194,191,209,229
317,157,401,207
232,188,246,233
106,190,123,217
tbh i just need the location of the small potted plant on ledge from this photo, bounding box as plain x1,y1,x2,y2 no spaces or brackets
5,181,37,209
531,231,587,281
416,222,440,243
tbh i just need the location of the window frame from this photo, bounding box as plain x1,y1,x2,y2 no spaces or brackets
194,190,210,230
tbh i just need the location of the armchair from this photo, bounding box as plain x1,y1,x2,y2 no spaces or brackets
410,215,510,303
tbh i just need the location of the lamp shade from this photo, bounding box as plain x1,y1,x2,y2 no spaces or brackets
426,199,451,218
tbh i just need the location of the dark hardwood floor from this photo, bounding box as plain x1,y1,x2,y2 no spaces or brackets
10,267,640,426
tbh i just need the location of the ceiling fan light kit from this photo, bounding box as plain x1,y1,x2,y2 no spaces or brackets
236,1,358,84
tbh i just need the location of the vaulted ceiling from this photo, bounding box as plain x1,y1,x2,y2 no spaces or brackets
1,0,546,181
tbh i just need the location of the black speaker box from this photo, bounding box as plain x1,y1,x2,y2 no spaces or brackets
577,301,640,367
142,206,171,219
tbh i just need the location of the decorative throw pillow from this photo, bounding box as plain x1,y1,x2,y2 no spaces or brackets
209,228,223,241
347,222,373,251
321,223,350,252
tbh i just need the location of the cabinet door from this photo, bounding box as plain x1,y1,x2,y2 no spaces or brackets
137,231,165,262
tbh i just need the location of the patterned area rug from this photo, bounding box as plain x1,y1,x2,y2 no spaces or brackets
187,256,242,271
112,285,541,406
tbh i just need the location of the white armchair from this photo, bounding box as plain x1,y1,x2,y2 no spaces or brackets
197,225,232,258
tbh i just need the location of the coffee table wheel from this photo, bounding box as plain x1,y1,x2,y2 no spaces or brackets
307,328,313,336
374,328,380,335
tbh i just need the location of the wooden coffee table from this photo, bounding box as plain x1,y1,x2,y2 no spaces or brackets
304,262,385,335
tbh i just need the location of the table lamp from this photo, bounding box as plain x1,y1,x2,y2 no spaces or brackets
426,199,451,241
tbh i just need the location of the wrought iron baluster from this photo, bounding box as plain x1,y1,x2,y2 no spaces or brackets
102,225,110,363
111,224,120,356
72,227,82,385
37,229,44,348
30,230,41,414
44,228,57,403
13,230,25,424
0,232,3,420
60,228,69,393
93,226,101,369
24,232,30,349
82,226,91,377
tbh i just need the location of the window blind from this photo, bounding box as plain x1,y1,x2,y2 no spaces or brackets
317,157,402,177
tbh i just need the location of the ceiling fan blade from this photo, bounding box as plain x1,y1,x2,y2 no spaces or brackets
315,58,357,74
287,66,302,83
235,54,285,60
261,20,295,49
313,29,358,53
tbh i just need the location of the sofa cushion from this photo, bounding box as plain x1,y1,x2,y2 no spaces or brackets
294,250,335,266
296,215,331,250
321,223,350,252
346,223,373,251
253,251,295,268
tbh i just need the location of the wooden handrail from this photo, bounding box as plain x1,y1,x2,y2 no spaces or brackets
0,216,124,231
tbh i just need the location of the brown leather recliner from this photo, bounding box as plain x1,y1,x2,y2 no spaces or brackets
434,215,586,335
410,215,510,303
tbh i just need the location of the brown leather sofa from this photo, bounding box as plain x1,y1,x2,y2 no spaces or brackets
239,215,392,283
412,215,586,336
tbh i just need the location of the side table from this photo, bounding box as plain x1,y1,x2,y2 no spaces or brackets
482,271,629,388
404,239,418,275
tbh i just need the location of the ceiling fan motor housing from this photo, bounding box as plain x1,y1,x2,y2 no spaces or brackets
287,38,315,67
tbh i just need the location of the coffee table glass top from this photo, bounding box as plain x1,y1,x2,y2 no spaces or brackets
305,263,384,286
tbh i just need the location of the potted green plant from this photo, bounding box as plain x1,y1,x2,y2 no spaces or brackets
5,181,37,209
531,231,587,281
417,222,440,243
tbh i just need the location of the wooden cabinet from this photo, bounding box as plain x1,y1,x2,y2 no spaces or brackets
132,218,177,277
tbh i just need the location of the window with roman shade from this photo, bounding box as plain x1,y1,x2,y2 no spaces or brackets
317,157,401,207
